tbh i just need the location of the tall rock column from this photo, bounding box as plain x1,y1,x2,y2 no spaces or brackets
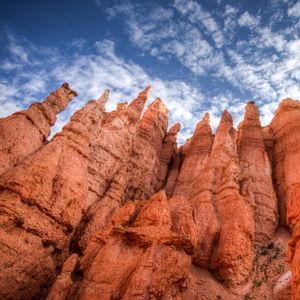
155,122,181,192
270,99,300,226
125,98,169,200
72,87,152,251
237,101,278,245
0,90,108,299
173,113,213,197
0,83,77,175
269,99,300,299
210,110,255,286
170,113,218,268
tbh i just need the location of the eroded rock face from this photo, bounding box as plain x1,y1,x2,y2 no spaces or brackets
71,87,153,252
237,102,278,245
51,190,193,300
0,83,77,175
1,88,300,300
124,98,169,200
0,90,108,299
269,99,300,299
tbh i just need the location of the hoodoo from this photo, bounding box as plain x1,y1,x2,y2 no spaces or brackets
0,84,299,299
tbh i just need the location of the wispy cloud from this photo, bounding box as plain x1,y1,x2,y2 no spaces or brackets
174,0,225,48
1,0,300,145
288,2,300,17
237,11,260,28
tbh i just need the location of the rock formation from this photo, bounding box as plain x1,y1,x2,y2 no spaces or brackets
268,99,300,299
0,85,299,300
237,101,278,245
0,90,108,299
0,83,77,175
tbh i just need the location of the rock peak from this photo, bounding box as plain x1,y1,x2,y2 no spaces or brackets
149,97,169,115
97,89,110,109
220,109,233,124
0,87,298,300
168,122,181,135
244,101,260,122
203,112,210,122
127,86,151,112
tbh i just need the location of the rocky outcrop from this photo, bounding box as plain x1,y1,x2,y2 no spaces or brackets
155,122,181,192
1,87,300,299
169,111,254,287
124,98,169,200
50,190,194,300
0,89,108,299
237,101,278,245
269,99,300,299
71,87,153,252
0,83,76,175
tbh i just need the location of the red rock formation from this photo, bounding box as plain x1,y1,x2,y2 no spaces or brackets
237,101,278,245
170,111,254,287
269,99,300,299
0,83,76,175
71,87,152,252
173,113,213,197
207,110,254,287
1,87,299,299
125,98,169,200
155,122,181,192
50,190,194,300
0,90,108,299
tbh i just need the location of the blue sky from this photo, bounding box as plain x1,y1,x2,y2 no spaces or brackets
0,0,300,143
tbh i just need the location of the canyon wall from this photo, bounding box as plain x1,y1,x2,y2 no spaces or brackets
0,84,299,299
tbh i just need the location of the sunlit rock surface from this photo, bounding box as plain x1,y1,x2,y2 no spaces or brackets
0,85,299,299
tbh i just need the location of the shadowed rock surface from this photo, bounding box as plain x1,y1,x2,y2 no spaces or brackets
0,86,299,300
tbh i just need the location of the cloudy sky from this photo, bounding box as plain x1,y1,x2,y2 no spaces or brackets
0,0,300,143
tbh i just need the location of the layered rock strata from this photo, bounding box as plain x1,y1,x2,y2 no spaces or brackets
124,98,169,200
72,87,153,251
268,99,300,299
237,101,278,245
0,90,108,299
0,83,76,175
0,86,300,300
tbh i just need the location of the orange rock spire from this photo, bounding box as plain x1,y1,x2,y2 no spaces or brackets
1,87,300,299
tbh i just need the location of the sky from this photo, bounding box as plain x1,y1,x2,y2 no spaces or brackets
0,0,300,143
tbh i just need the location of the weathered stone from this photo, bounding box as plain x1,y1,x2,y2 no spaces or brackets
64,191,193,300
237,101,278,245
0,90,108,299
0,83,76,175
1,88,300,299
71,87,152,251
124,98,169,200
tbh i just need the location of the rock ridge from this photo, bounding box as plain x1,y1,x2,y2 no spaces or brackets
0,85,299,300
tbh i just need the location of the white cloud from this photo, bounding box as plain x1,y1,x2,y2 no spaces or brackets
250,27,286,52
224,5,238,16
238,11,260,28
288,2,300,17
71,38,86,49
174,0,224,48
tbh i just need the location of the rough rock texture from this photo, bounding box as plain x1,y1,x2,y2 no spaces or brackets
0,89,108,299
71,87,154,252
237,101,278,245
269,99,300,299
124,98,169,200
155,122,181,192
1,87,300,300
0,83,76,175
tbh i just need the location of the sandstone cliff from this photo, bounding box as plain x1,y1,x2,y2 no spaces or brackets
0,85,299,300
